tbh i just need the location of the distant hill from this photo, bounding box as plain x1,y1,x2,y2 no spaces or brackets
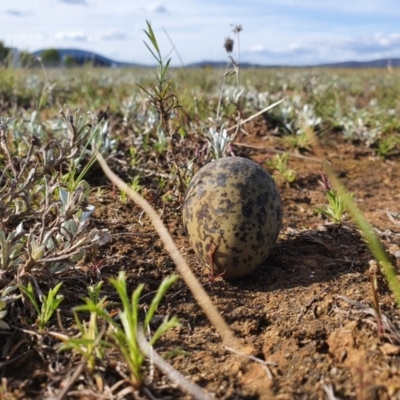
29,49,400,69
316,58,400,68
32,48,143,67
185,61,267,68
187,58,400,69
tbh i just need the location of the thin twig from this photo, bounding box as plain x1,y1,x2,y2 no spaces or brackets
385,210,400,227
321,382,341,400
0,351,33,370
233,141,322,162
227,99,285,132
95,151,238,347
336,295,400,344
297,287,328,323
54,361,85,400
223,345,277,379
137,326,212,400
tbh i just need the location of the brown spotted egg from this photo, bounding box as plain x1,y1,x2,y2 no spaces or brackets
182,157,282,279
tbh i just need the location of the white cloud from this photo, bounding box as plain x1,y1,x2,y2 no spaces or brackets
244,44,314,65
59,0,88,5
250,45,264,52
147,3,168,13
258,0,400,16
2,0,400,65
345,33,400,54
4,9,31,16
55,31,89,42
53,30,132,44
99,30,129,41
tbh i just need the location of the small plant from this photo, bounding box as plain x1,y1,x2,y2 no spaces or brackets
340,113,382,145
120,176,143,203
59,282,110,372
59,107,112,192
0,222,25,272
206,26,243,160
282,131,312,151
205,26,284,160
316,189,353,224
137,21,186,193
0,111,111,275
0,298,8,330
19,282,64,331
266,153,296,183
139,21,178,137
206,123,235,159
375,135,400,159
72,272,180,389
129,175,143,193
0,285,20,330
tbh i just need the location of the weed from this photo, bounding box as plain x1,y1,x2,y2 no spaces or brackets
120,176,143,203
0,110,111,276
59,282,110,372
266,153,296,183
19,282,64,331
71,272,180,389
0,285,20,330
316,189,353,224
375,134,400,159
59,107,112,192
282,132,312,151
206,26,243,159
137,21,186,194
309,132,400,306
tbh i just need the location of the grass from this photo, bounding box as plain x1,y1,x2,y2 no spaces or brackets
0,25,400,397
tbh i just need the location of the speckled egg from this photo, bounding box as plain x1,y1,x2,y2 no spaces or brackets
182,157,282,279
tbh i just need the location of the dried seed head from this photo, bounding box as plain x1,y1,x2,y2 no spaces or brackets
224,37,234,53
232,25,243,34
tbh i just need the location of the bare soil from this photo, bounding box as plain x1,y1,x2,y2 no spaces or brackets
2,125,400,399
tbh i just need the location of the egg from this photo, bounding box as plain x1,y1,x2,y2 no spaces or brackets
182,157,283,279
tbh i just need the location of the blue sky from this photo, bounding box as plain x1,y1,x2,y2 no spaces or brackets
1,0,400,66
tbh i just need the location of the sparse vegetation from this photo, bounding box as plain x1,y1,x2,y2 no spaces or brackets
266,153,297,183
19,282,64,332
0,24,400,399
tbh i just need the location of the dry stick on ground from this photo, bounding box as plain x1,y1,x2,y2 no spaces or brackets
223,345,277,379
233,142,323,163
321,383,341,400
137,327,212,400
54,362,85,400
95,152,239,348
296,287,328,323
336,295,400,344
226,99,285,133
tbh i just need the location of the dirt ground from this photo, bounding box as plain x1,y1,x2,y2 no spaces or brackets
2,123,400,399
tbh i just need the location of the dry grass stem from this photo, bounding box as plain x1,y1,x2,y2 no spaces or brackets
233,141,322,162
137,327,212,400
95,152,239,348
226,99,285,133
54,362,85,400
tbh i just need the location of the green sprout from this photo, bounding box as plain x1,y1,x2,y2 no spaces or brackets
376,135,400,159
266,153,297,183
0,285,20,331
316,189,353,224
59,282,110,372
71,272,180,389
19,282,64,331
138,20,185,194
